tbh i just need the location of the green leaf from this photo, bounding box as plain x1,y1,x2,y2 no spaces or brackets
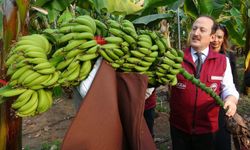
57,8,73,25
52,86,63,98
197,0,226,19
141,0,179,15
132,13,174,25
33,0,74,23
224,21,245,47
92,0,143,15
183,0,198,20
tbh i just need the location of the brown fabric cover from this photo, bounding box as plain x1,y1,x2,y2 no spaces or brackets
61,60,156,150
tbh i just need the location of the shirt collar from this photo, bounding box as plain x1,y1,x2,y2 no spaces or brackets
191,47,209,62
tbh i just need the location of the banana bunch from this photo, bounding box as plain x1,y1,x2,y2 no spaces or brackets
107,19,137,49
3,14,190,118
95,19,108,36
138,29,170,55
52,41,99,87
50,15,107,86
155,48,184,86
58,15,96,44
6,34,60,90
125,32,159,72
0,86,53,117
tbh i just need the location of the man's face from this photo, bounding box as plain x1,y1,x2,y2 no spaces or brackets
190,17,214,51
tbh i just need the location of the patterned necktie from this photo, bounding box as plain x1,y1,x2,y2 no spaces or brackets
195,52,202,78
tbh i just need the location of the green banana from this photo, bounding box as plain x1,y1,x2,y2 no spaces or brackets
131,50,145,58
123,34,136,45
112,48,124,57
73,32,94,40
99,49,113,62
26,57,48,65
138,47,151,55
66,65,80,81
25,75,50,87
10,65,31,81
143,56,156,62
17,91,38,115
101,43,120,49
12,89,34,109
121,26,138,39
104,37,123,44
86,45,99,54
174,56,184,63
22,71,42,85
134,65,149,72
17,69,35,84
41,71,59,87
59,24,93,34
76,15,96,34
76,53,99,61
138,37,153,47
5,53,19,66
33,62,52,70
79,61,92,81
0,88,27,97
36,67,56,75
111,62,120,69
109,28,124,37
36,89,51,114
65,49,83,59
71,17,94,33
165,51,176,60
163,57,176,66
122,63,135,69
150,45,158,51
107,19,121,29
149,51,158,58
94,19,108,32
169,48,178,57
78,40,97,50
105,49,120,60
64,40,85,51
169,68,180,75
25,51,47,59
56,58,74,70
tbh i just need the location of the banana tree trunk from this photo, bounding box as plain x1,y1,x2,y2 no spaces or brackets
0,0,29,150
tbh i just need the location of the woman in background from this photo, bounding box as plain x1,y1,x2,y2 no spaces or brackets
210,23,239,150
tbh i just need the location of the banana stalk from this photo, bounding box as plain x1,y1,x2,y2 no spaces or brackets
179,68,224,107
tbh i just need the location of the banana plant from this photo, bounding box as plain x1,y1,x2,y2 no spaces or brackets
183,0,246,48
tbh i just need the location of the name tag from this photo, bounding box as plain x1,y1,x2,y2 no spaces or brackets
211,76,223,80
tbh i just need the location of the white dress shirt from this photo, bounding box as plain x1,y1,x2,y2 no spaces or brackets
190,47,239,101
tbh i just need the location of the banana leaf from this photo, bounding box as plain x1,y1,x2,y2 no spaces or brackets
91,0,143,15
32,0,74,23
132,13,173,25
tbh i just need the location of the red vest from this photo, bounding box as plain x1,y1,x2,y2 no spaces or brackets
145,90,157,110
169,47,227,134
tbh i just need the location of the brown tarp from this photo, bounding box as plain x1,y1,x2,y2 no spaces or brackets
61,60,156,150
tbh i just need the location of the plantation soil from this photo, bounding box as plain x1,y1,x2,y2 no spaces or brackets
22,96,171,149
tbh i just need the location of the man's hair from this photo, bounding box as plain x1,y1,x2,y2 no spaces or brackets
197,15,217,34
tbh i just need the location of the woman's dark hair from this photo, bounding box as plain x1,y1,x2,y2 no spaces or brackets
215,23,229,53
